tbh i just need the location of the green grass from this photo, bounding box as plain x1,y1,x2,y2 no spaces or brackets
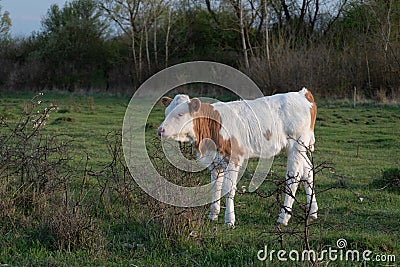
0,91,399,266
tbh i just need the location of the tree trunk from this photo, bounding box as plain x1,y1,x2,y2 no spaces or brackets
239,0,250,72
139,28,143,82
165,7,172,68
131,29,139,86
384,0,392,53
264,0,271,70
153,6,158,68
145,20,151,73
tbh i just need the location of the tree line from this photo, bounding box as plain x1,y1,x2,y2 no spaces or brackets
0,0,399,98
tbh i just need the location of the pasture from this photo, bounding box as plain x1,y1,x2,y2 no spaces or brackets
0,91,399,266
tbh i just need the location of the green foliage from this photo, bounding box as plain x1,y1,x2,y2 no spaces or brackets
170,9,240,63
39,0,109,91
0,0,11,41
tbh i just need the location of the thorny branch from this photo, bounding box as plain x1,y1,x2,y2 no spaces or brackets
246,135,362,263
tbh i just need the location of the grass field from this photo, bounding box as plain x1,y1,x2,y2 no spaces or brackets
0,91,399,266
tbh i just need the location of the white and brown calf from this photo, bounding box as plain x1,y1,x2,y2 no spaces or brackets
158,88,318,227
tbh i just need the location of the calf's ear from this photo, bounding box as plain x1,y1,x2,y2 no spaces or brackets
189,98,201,113
161,96,173,107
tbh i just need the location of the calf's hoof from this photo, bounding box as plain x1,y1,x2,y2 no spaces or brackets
276,217,289,226
208,214,219,221
277,209,291,226
308,213,318,221
224,222,235,229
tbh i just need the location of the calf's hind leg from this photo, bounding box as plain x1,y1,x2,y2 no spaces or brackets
277,142,304,226
223,161,241,227
302,156,318,221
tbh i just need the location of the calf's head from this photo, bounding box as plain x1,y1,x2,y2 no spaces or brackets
158,94,201,143
158,94,245,166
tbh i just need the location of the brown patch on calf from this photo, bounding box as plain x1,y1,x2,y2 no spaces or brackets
191,102,245,166
226,136,245,166
264,129,272,141
304,90,317,131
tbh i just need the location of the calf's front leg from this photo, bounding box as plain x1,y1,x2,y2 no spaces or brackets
208,167,224,221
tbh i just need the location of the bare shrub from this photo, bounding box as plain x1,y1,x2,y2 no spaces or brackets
39,200,105,253
0,94,72,219
376,87,388,104
248,39,400,100
0,189,16,220
251,137,364,265
90,131,137,218
0,94,106,253
136,137,208,245
372,167,400,192
91,132,208,247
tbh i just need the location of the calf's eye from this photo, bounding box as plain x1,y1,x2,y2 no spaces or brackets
178,113,183,117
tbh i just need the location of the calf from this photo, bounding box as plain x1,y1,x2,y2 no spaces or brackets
158,88,318,227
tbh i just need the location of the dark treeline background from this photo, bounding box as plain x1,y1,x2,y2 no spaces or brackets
0,0,399,99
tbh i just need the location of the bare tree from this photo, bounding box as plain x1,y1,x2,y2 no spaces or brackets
101,0,167,86
264,0,271,69
165,6,172,68
153,1,159,68
101,0,141,85
144,14,151,73
239,0,250,71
